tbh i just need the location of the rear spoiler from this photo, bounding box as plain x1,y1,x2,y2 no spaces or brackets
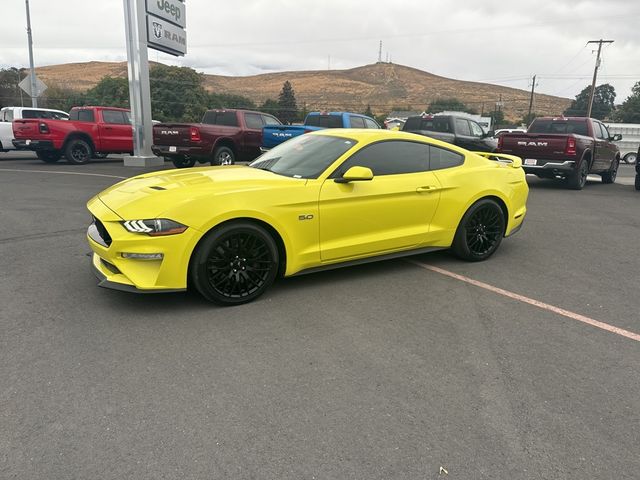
473,152,523,168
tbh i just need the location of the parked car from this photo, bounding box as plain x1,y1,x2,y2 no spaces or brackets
605,123,639,164
261,111,380,151
152,109,281,168
12,106,133,164
1,106,68,154
635,145,640,190
87,129,528,305
402,114,497,152
497,116,621,190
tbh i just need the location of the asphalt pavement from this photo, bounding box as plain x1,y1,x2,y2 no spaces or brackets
1,153,639,479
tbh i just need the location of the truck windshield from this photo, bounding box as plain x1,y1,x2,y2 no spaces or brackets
305,115,343,128
528,120,588,136
403,117,451,132
249,134,357,179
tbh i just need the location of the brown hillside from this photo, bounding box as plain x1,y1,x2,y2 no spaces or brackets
36,61,571,121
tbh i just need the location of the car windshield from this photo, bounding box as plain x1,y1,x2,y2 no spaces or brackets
249,134,357,179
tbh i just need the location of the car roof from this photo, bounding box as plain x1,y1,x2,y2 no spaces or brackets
1,106,67,114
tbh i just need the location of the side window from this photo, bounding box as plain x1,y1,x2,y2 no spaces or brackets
261,114,280,126
244,113,263,130
429,145,464,170
469,121,484,137
102,110,126,124
77,110,95,122
600,123,610,139
21,110,42,119
332,140,430,177
593,122,605,139
455,118,471,136
364,118,380,129
350,116,366,128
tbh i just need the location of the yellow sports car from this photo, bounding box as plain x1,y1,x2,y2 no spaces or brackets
87,129,528,305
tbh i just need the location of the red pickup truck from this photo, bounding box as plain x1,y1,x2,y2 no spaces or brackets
497,116,622,190
13,106,133,164
152,109,281,168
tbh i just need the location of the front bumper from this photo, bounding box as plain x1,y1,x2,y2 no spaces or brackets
87,196,201,293
12,139,55,150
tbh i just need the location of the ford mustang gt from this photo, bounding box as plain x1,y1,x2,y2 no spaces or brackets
87,129,528,305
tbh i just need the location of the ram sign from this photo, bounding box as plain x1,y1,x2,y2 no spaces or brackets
146,14,187,56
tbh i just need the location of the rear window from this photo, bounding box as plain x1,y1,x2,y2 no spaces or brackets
20,110,68,120
305,115,343,128
70,109,95,122
202,111,239,127
528,119,588,136
403,116,451,133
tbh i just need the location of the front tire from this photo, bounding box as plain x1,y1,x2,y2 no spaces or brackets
171,156,196,168
36,150,62,163
623,152,637,165
451,199,505,262
601,157,619,184
64,138,93,165
211,146,235,166
190,222,279,305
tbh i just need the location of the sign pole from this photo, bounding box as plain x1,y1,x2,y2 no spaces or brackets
123,0,162,167
24,0,38,108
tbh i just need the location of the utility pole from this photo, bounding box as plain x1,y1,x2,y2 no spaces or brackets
378,40,382,63
24,0,38,107
586,39,614,118
527,74,537,119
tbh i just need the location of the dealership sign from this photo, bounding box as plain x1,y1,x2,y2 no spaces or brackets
146,0,186,56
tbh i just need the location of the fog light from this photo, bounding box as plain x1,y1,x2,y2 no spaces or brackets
120,252,164,260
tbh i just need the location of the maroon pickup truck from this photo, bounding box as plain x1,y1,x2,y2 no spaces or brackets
13,106,133,164
497,116,622,190
152,109,281,168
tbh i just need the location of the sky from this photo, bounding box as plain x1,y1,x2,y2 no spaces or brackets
2,0,640,102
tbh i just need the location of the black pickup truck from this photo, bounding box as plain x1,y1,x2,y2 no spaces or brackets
402,114,497,152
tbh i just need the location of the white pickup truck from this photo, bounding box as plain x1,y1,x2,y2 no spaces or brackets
0,106,69,152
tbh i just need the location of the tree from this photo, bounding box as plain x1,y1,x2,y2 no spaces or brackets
148,64,209,122
209,93,255,110
0,67,26,108
84,76,129,108
427,97,476,114
612,81,640,123
489,109,505,127
520,112,537,127
260,98,279,115
277,80,298,124
363,104,374,117
40,83,87,111
563,83,616,120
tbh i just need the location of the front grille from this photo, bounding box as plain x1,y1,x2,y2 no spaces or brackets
93,217,112,246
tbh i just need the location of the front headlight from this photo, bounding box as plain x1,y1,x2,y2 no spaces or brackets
122,219,188,236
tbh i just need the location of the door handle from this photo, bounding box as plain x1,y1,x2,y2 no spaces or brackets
416,185,439,193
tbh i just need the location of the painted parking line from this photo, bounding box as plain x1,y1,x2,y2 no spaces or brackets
0,168,126,180
408,260,640,343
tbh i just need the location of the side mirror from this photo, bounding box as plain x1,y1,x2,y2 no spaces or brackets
484,130,495,138
335,166,374,183
610,134,622,142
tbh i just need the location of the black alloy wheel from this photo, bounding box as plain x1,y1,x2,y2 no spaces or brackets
65,138,93,165
36,150,62,163
567,159,589,190
190,222,279,305
601,157,619,184
171,156,196,168
452,199,505,261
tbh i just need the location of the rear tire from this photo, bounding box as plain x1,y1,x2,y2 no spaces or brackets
171,156,196,168
36,150,62,163
211,146,235,166
623,152,637,165
451,199,505,262
190,222,279,305
567,159,589,190
64,138,93,165
601,157,619,184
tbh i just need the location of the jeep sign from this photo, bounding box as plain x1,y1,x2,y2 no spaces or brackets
145,0,185,28
146,14,187,56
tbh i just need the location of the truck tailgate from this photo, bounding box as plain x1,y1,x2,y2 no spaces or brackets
153,124,196,146
262,125,307,149
499,134,571,162
12,119,42,139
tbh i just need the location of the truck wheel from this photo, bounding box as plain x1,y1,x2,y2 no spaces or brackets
36,151,62,163
623,152,637,165
211,146,235,166
566,160,589,190
65,139,93,165
601,158,619,184
635,174,640,191
451,198,505,262
171,156,196,168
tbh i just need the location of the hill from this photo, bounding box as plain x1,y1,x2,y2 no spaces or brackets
35,61,571,121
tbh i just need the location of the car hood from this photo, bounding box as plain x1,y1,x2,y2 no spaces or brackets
96,165,302,220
